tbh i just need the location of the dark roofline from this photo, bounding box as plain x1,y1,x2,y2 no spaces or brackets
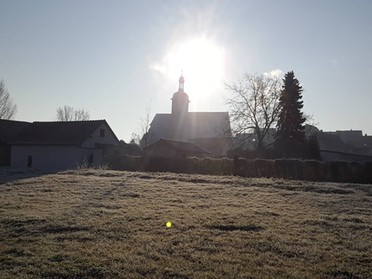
0,119,33,143
0,119,31,124
10,119,120,146
187,111,229,114
153,111,229,116
81,119,120,144
103,120,120,144
151,112,230,125
335,130,363,133
320,149,372,159
32,119,106,124
146,138,210,155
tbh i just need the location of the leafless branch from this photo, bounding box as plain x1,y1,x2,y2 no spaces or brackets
0,80,17,120
56,105,90,121
225,73,282,151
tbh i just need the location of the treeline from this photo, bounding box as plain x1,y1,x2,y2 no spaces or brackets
105,155,372,184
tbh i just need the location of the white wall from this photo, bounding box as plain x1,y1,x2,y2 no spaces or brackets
10,145,96,170
10,123,118,170
81,123,118,148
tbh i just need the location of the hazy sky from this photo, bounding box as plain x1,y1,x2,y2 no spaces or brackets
1,0,371,141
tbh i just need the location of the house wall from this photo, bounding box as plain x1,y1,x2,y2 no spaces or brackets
0,144,11,166
145,144,183,159
81,123,118,148
10,145,99,170
93,149,103,166
320,150,372,162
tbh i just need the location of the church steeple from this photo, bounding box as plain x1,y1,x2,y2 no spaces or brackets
172,74,189,115
178,74,185,92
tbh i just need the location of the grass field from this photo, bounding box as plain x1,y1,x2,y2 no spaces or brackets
0,169,371,279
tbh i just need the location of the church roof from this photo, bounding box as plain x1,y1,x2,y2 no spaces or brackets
187,112,231,138
148,111,231,145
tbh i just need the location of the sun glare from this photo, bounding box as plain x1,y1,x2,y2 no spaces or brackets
153,36,226,109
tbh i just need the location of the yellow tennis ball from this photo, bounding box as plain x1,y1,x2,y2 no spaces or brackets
166,221,172,228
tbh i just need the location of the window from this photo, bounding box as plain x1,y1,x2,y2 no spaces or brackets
100,129,105,137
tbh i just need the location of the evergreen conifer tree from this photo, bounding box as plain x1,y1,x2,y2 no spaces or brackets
275,71,306,157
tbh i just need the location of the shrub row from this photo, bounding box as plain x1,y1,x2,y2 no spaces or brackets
107,155,372,184
234,158,372,183
107,155,144,171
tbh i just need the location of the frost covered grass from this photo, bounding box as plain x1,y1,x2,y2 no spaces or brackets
0,169,371,278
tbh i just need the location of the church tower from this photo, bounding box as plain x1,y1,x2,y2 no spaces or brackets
171,75,189,116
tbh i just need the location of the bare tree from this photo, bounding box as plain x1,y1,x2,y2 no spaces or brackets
0,80,17,120
139,104,152,148
56,105,90,121
129,132,141,145
225,73,282,153
74,107,90,121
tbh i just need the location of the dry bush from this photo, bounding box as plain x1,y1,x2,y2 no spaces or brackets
109,155,144,171
144,157,186,173
304,160,322,181
185,157,233,175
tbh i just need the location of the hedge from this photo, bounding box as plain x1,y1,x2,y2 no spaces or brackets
106,155,372,184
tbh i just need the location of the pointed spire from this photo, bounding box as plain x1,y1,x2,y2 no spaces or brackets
172,73,189,115
178,72,184,92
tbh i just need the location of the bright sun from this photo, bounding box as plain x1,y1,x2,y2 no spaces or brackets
152,36,226,109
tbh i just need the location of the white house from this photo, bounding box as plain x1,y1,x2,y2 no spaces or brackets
1,119,119,170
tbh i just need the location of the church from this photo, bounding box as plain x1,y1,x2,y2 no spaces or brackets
143,76,232,156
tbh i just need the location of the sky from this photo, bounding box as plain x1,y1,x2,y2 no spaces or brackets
1,0,371,141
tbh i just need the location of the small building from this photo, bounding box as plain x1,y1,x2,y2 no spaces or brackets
0,119,119,170
308,127,372,161
144,139,210,159
189,137,231,157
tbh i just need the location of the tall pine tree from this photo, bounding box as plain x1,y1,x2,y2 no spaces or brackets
275,71,306,157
